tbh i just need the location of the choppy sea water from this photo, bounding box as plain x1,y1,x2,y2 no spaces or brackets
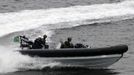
0,0,134,75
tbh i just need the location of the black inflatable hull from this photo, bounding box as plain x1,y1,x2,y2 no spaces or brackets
18,45,128,57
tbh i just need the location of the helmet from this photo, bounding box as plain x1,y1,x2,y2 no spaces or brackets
43,34,47,38
67,37,72,41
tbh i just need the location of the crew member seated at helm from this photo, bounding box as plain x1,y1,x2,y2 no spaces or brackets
61,37,74,48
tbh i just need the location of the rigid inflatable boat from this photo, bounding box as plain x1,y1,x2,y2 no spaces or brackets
18,44,128,68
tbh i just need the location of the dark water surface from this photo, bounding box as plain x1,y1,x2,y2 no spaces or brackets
3,67,118,75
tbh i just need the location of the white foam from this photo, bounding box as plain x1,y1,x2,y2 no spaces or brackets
0,0,134,37
0,46,34,73
0,46,61,73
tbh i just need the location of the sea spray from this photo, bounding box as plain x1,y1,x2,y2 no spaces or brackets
0,45,61,73
0,46,34,73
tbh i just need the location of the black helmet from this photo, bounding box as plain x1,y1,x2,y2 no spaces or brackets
67,37,72,41
43,34,47,38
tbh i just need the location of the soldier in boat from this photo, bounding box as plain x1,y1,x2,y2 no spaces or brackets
60,37,74,48
18,34,49,49
31,35,49,49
